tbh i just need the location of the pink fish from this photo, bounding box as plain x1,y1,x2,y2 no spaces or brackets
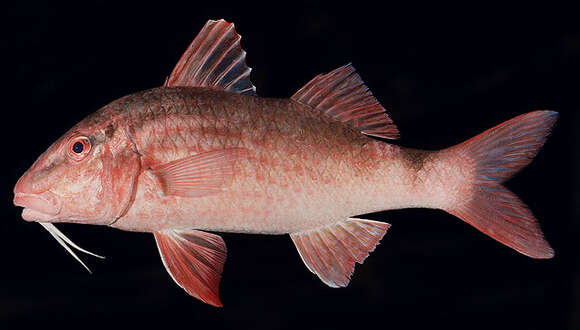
13,19,557,307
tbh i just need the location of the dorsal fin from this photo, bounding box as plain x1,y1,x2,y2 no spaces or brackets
291,64,399,139
165,19,256,95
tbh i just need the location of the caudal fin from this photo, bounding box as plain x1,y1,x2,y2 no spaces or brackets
446,111,558,259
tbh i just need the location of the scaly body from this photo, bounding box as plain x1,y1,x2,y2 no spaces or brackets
95,87,465,233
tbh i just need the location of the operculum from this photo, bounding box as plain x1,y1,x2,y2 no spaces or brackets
98,125,142,225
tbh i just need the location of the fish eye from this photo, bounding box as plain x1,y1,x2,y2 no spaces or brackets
72,141,84,153
67,136,91,161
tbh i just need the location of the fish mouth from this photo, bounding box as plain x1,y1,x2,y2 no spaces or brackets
14,192,62,222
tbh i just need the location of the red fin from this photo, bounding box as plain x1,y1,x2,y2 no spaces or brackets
447,110,558,259
165,19,256,95
154,229,227,307
150,148,246,198
290,219,390,287
291,64,399,139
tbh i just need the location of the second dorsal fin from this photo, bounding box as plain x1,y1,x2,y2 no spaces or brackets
291,64,399,139
165,19,256,95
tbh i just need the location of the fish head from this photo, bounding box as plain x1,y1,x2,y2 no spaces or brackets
14,118,142,225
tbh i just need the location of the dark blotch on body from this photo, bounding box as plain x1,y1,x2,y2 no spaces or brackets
105,124,116,138
401,147,429,172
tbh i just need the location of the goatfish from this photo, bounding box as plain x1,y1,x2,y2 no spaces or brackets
13,19,557,307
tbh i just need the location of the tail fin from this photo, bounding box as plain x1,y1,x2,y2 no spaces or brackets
446,110,558,259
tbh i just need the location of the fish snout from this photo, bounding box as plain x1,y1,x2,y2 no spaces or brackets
14,192,62,221
14,162,59,195
14,170,33,195
13,164,62,220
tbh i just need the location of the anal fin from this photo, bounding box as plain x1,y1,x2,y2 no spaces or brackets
154,229,227,307
290,219,390,287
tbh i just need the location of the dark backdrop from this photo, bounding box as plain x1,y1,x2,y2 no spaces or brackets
2,2,578,329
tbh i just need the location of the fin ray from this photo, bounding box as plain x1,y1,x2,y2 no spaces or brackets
446,110,557,258
154,229,227,307
291,64,399,139
165,19,256,95
150,148,247,198
290,219,390,287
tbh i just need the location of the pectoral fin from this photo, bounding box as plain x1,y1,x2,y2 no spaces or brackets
150,148,247,198
154,229,227,307
290,219,390,287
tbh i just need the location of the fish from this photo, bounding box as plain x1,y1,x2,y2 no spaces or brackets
13,19,558,307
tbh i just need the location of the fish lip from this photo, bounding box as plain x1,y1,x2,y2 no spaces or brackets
21,208,59,222
14,192,62,221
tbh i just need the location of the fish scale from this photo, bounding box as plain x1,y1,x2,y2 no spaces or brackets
107,87,390,233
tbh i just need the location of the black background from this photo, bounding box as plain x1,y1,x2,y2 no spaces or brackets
2,2,578,329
